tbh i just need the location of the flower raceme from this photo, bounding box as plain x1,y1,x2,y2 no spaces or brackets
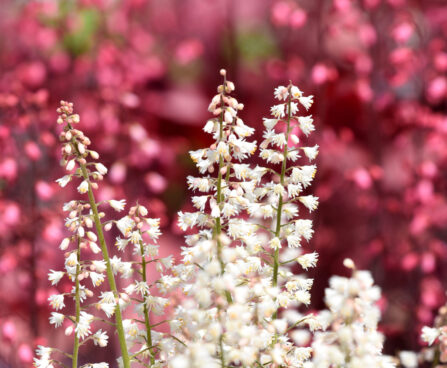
35,102,138,368
309,259,396,368
169,74,322,367
37,73,322,368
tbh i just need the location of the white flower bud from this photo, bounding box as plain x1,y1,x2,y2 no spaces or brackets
59,238,70,250
77,143,85,155
66,159,76,171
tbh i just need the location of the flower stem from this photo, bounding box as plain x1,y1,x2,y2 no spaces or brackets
72,238,81,368
139,240,155,366
215,79,232,305
272,88,292,319
219,335,226,368
432,347,440,368
79,163,131,368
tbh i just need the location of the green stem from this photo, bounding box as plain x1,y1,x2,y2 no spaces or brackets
79,163,131,368
272,89,292,319
139,240,155,366
219,335,226,368
72,238,81,368
215,81,232,305
432,346,440,368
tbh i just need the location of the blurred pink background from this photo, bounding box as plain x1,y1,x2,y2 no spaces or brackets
1,0,447,366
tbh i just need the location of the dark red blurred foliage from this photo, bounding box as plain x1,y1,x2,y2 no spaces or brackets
1,0,447,366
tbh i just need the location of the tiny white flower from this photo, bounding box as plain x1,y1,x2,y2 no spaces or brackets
48,270,64,285
203,120,216,133
90,272,105,287
421,326,440,345
302,145,319,161
109,199,126,212
299,195,319,212
93,329,109,347
48,294,65,310
138,205,148,216
271,104,285,118
135,281,150,296
95,163,108,175
274,86,289,100
77,180,89,194
263,118,278,130
290,102,299,115
116,216,135,237
99,303,116,318
129,231,142,244
298,115,315,136
297,252,319,270
399,351,418,368
291,85,303,99
56,175,71,188
270,237,282,250
115,237,129,251
92,260,107,273
299,95,314,110
49,312,64,328
177,211,198,230
295,289,311,305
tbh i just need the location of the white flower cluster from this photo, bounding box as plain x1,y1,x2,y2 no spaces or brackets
38,74,322,368
166,73,321,367
35,101,132,368
308,259,396,368
114,204,179,365
415,300,447,366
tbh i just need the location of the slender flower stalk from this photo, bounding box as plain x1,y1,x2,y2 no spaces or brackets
139,239,155,365
77,163,131,368
114,203,175,366
72,238,81,368
44,101,130,368
35,101,119,368
272,85,293,307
